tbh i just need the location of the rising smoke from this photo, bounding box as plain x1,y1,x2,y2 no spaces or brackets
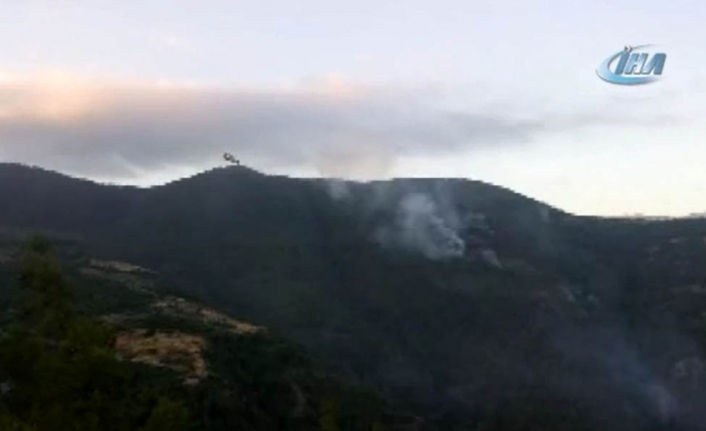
324,175,469,260
310,132,396,181
325,178,351,201
376,192,466,260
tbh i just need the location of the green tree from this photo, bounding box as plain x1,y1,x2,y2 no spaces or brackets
318,394,340,431
15,236,75,338
0,237,190,431
0,410,35,430
139,398,190,431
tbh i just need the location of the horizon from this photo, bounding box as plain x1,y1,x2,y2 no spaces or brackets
6,161,705,220
0,1,704,217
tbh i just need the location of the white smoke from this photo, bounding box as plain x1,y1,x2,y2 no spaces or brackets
643,383,678,423
326,179,351,201
322,178,469,260
376,193,465,260
479,248,502,268
554,326,682,426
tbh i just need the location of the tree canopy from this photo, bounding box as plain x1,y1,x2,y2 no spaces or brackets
0,237,190,431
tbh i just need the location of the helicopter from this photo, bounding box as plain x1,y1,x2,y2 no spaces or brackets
223,153,240,166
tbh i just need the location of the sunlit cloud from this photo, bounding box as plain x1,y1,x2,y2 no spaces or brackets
150,31,192,51
0,70,683,184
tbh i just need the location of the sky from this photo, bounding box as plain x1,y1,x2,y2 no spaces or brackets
0,0,705,216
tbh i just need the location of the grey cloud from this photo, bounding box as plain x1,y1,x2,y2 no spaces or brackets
0,76,681,182
546,110,682,130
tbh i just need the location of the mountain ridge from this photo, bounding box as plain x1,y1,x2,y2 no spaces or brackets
3,162,706,429
0,162,561,212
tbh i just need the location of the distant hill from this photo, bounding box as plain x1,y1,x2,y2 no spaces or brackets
3,162,706,430
0,233,418,431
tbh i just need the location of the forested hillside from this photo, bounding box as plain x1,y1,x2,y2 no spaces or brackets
3,163,706,429
0,237,423,430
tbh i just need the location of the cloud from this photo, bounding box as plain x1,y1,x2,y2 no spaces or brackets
150,31,191,51
0,71,681,183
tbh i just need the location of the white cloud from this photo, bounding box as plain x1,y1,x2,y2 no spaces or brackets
150,31,191,51
0,70,682,184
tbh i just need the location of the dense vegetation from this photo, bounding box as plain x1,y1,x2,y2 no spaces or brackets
3,163,706,429
0,237,190,430
0,237,424,430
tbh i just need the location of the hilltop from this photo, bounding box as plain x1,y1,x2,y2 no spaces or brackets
3,163,706,429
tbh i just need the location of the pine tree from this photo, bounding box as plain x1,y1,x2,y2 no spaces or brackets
0,237,191,431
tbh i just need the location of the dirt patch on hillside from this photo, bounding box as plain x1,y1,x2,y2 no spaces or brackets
89,259,153,274
79,266,156,296
153,296,263,335
115,329,207,385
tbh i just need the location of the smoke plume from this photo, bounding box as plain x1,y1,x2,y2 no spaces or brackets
376,192,466,260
